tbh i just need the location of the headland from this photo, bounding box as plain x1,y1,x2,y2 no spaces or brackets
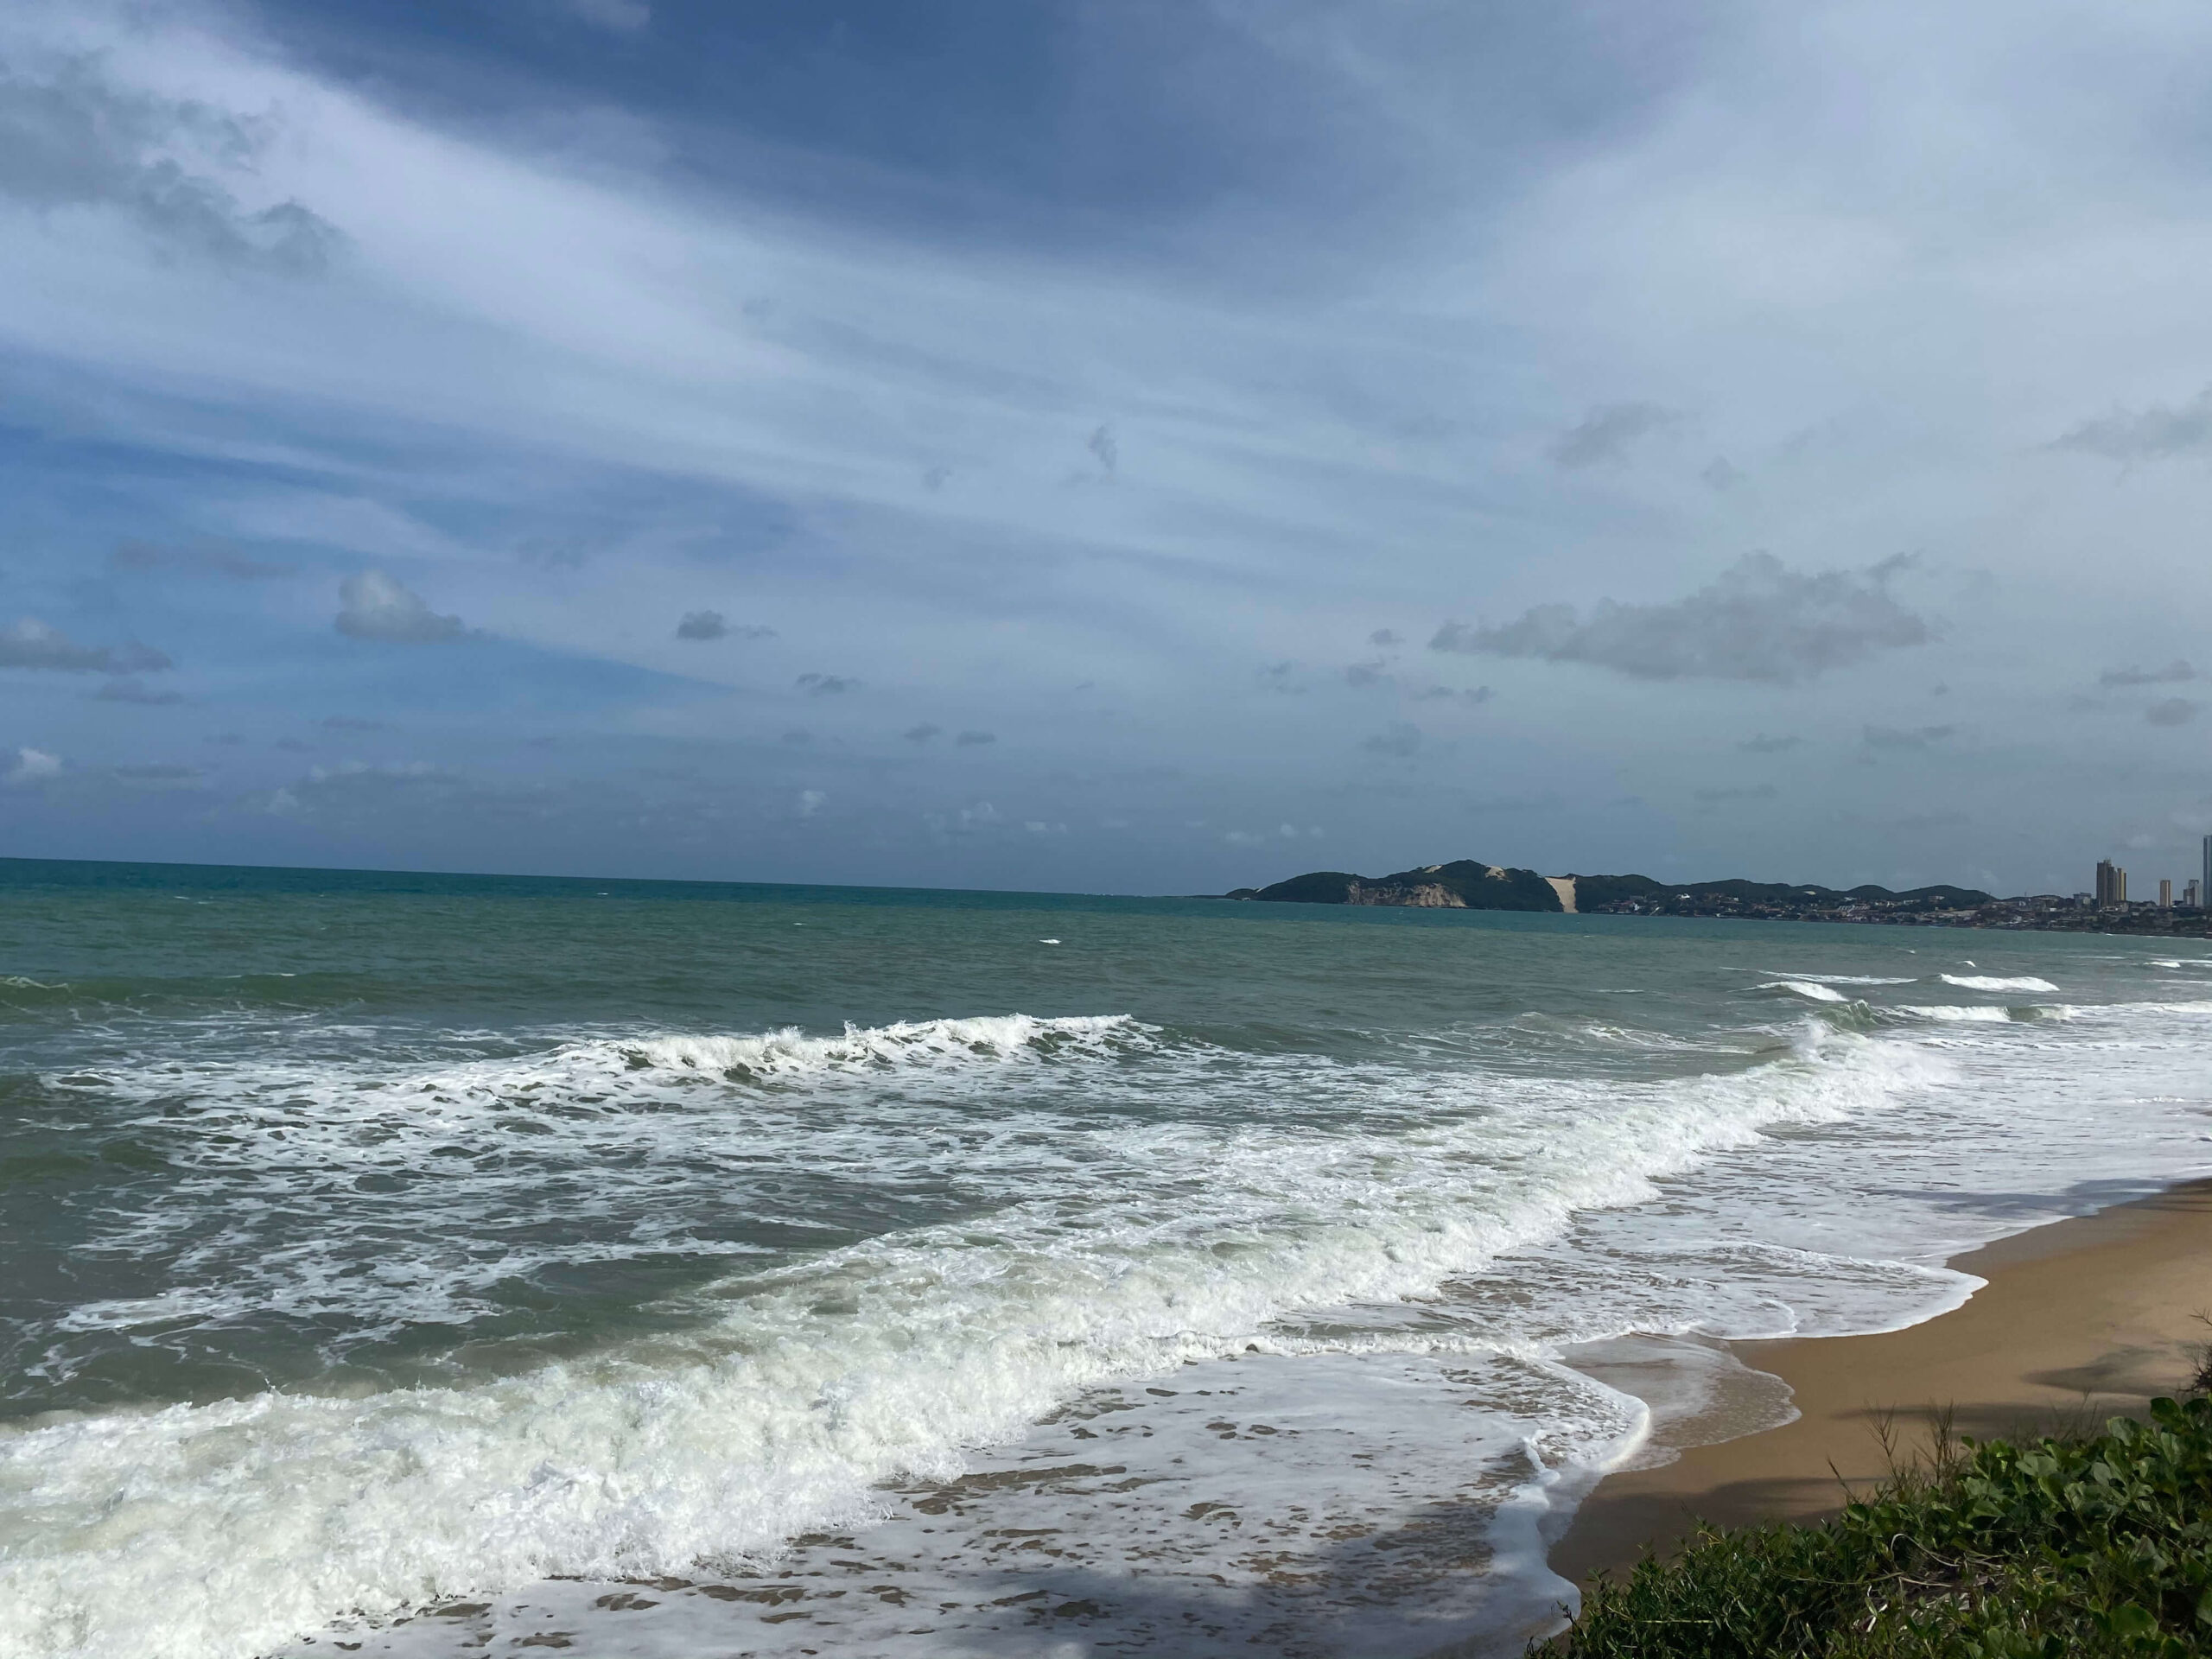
1225,859,2212,936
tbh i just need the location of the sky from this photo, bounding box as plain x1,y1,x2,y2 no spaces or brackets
3,0,2210,896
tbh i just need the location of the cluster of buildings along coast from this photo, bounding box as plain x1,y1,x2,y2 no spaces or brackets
1956,836,2212,937
2088,836,2212,913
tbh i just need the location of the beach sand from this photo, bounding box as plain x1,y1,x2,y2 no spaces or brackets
1548,1179,2212,1589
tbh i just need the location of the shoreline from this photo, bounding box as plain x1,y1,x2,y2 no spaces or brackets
1545,1178,2212,1592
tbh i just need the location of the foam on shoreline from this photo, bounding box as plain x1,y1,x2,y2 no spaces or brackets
1548,1179,2212,1595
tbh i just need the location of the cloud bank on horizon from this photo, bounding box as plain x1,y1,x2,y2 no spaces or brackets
1,0,2209,897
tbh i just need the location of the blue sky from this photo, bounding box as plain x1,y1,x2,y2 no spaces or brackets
3,0,2211,895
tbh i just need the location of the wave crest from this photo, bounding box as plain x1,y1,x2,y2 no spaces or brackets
1760,980,1849,1003
608,1014,1141,1081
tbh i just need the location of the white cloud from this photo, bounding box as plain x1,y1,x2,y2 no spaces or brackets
1433,556,1932,685
3,747,60,785
334,571,464,643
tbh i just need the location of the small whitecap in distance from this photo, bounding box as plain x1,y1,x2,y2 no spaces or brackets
1039,938,1061,944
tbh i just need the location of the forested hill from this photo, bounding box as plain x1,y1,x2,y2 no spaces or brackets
1224,861,1994,917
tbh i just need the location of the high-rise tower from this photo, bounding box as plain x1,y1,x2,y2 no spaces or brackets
2096,859,2127,906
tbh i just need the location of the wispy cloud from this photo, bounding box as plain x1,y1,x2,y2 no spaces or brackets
1738,732,1802,753
93,677,184,704
1,618,172,673
1549,402,1681,469
0,57,341,272
796,673,856,696
2053,388,2212,463
675,609,774,642
2099,660,2195,687
111,763,207,787
110,539,293,580
1411,683,1492,706
1863,723,1955,750
1086,424,1119,475
1361,721,1421,756
563,0,652,33
2146,697,2198,727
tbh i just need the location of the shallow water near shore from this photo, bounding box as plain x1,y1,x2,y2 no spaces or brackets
3,859,2210,1659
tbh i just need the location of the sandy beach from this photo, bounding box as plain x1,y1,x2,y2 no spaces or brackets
1548,1179,2212,1589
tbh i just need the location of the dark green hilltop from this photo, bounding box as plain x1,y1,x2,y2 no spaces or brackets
1225,859,1994,918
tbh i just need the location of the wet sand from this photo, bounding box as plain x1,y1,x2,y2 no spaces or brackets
1549,1179,2212,1588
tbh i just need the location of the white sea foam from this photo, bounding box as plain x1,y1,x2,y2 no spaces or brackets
34,1014,1156,1342
608,1011,1136,1077
1769,973,1916,986
2,1018,1936,1659
1894,1003,2019,1022
1939,974,2057,993
247,982,2212,1659
302,1350,1643,1659
1759,980,1849,1002
21,984,2212,1659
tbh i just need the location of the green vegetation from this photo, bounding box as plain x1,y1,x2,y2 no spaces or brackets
1241,859,1564,910
1548,1395,2212,1658
1226,861,1995,916
1569,874,1996,914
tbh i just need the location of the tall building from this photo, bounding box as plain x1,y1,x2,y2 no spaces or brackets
2187,879,2202,909
2160,878,2173,908
2095,859,2127,906
2203,836,2211,909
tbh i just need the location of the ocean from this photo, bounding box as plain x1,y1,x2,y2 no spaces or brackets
3,857,2209,1659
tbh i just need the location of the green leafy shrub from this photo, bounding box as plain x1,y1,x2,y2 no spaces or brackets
1549,1395,2212,1658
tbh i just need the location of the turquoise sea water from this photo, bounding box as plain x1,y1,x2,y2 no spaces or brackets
3,858,2210,1659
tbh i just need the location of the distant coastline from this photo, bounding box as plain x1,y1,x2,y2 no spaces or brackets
1225,858,2212,937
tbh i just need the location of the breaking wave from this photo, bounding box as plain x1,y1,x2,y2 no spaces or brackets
1760,980,1850,1002
2,1019,1936,1659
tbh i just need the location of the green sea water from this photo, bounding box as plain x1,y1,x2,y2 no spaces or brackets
3,856,2209,1659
